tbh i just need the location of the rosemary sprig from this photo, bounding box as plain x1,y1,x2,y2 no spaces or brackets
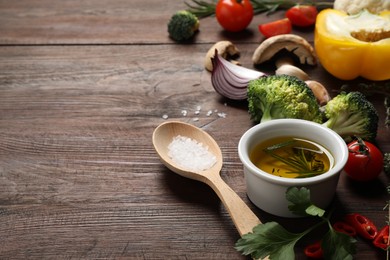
185,0,333,18
185,0,217,18
264,139,326,177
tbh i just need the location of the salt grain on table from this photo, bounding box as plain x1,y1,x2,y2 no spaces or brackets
168,135,217,172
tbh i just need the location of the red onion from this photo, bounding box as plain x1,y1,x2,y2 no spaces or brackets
211,50,266,100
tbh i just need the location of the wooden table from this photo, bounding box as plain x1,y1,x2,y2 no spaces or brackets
1,1,389,259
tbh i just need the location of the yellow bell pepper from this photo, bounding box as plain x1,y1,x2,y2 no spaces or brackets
315,9,390,81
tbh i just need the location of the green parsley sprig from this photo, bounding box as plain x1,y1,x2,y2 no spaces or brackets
185,0,333,18
235,187,356,259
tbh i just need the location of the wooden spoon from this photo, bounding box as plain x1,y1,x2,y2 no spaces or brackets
152,121,261,236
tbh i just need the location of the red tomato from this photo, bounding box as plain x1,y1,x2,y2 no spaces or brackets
344,139,384,181
258,18,292,38
285,5,318,27
216,0,253,32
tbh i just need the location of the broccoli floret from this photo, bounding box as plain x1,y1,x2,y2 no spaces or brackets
322,91,379,142
167,10,199,42
247,75,323,123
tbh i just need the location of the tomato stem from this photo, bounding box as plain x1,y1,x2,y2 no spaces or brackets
348,137,369,156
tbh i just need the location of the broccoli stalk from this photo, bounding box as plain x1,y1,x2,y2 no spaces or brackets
322,91,379,142
247,75,323,123
167,10,199,42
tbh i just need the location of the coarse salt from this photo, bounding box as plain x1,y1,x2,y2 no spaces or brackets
168,135,217,172
217,112,227,118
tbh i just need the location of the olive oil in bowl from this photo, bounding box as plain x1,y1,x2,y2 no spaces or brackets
250,137,334,178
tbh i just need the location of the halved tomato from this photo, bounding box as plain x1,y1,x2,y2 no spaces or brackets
258,18,292,38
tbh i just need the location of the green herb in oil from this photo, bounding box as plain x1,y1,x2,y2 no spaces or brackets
250,137,333,178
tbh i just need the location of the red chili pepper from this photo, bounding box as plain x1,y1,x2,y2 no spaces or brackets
345,213,378,240
333,221,357,237
304,241,323,259
373,225,389,250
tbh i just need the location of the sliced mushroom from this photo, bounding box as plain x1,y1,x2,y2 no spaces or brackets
252,34,317,66
204,41,240,72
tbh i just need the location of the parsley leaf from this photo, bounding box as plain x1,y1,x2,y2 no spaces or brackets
286,187,325,217
235,221,304,260
235,187,356,259
322,228,357,260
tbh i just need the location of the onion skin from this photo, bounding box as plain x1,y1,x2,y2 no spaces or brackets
211,50,266,100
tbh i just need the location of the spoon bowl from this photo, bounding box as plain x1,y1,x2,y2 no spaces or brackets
152,121,261,236
152,120,223,182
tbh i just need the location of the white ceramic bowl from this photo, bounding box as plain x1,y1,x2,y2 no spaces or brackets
238,119,348,217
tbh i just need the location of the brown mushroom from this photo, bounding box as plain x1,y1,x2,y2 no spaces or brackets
252,35,330,106
252,34,318,81
204,41,240,72
253,34,317,65
275,57,310,81
305,80,331,106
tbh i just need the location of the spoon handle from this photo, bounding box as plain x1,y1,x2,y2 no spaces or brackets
206,172,261,236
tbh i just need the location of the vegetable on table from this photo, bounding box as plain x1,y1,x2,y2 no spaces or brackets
345,213,378,240
258,18,291,38
215,0,254,32
207,37,329,104
304,80,330,106
211,50,265,100
252,34,317,70
333,0,390,15
373,225,389,250
235,187,356,259
204,41,240,72
252,34,331,105
275,57,310,81
321,91,379,142
185,0,333,18
252,34,316,82
167,10,199,41
333,221,357,237
285,5,318,27
247,74,323,123
304,241,323,259
315,9,390,81
344,138,384,182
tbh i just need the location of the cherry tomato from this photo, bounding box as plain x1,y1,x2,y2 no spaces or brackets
344,139,384,181
216,0,253,32
258,18,292,38
285,5,318,27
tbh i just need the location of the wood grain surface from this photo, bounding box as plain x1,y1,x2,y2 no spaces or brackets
0,0,389,259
